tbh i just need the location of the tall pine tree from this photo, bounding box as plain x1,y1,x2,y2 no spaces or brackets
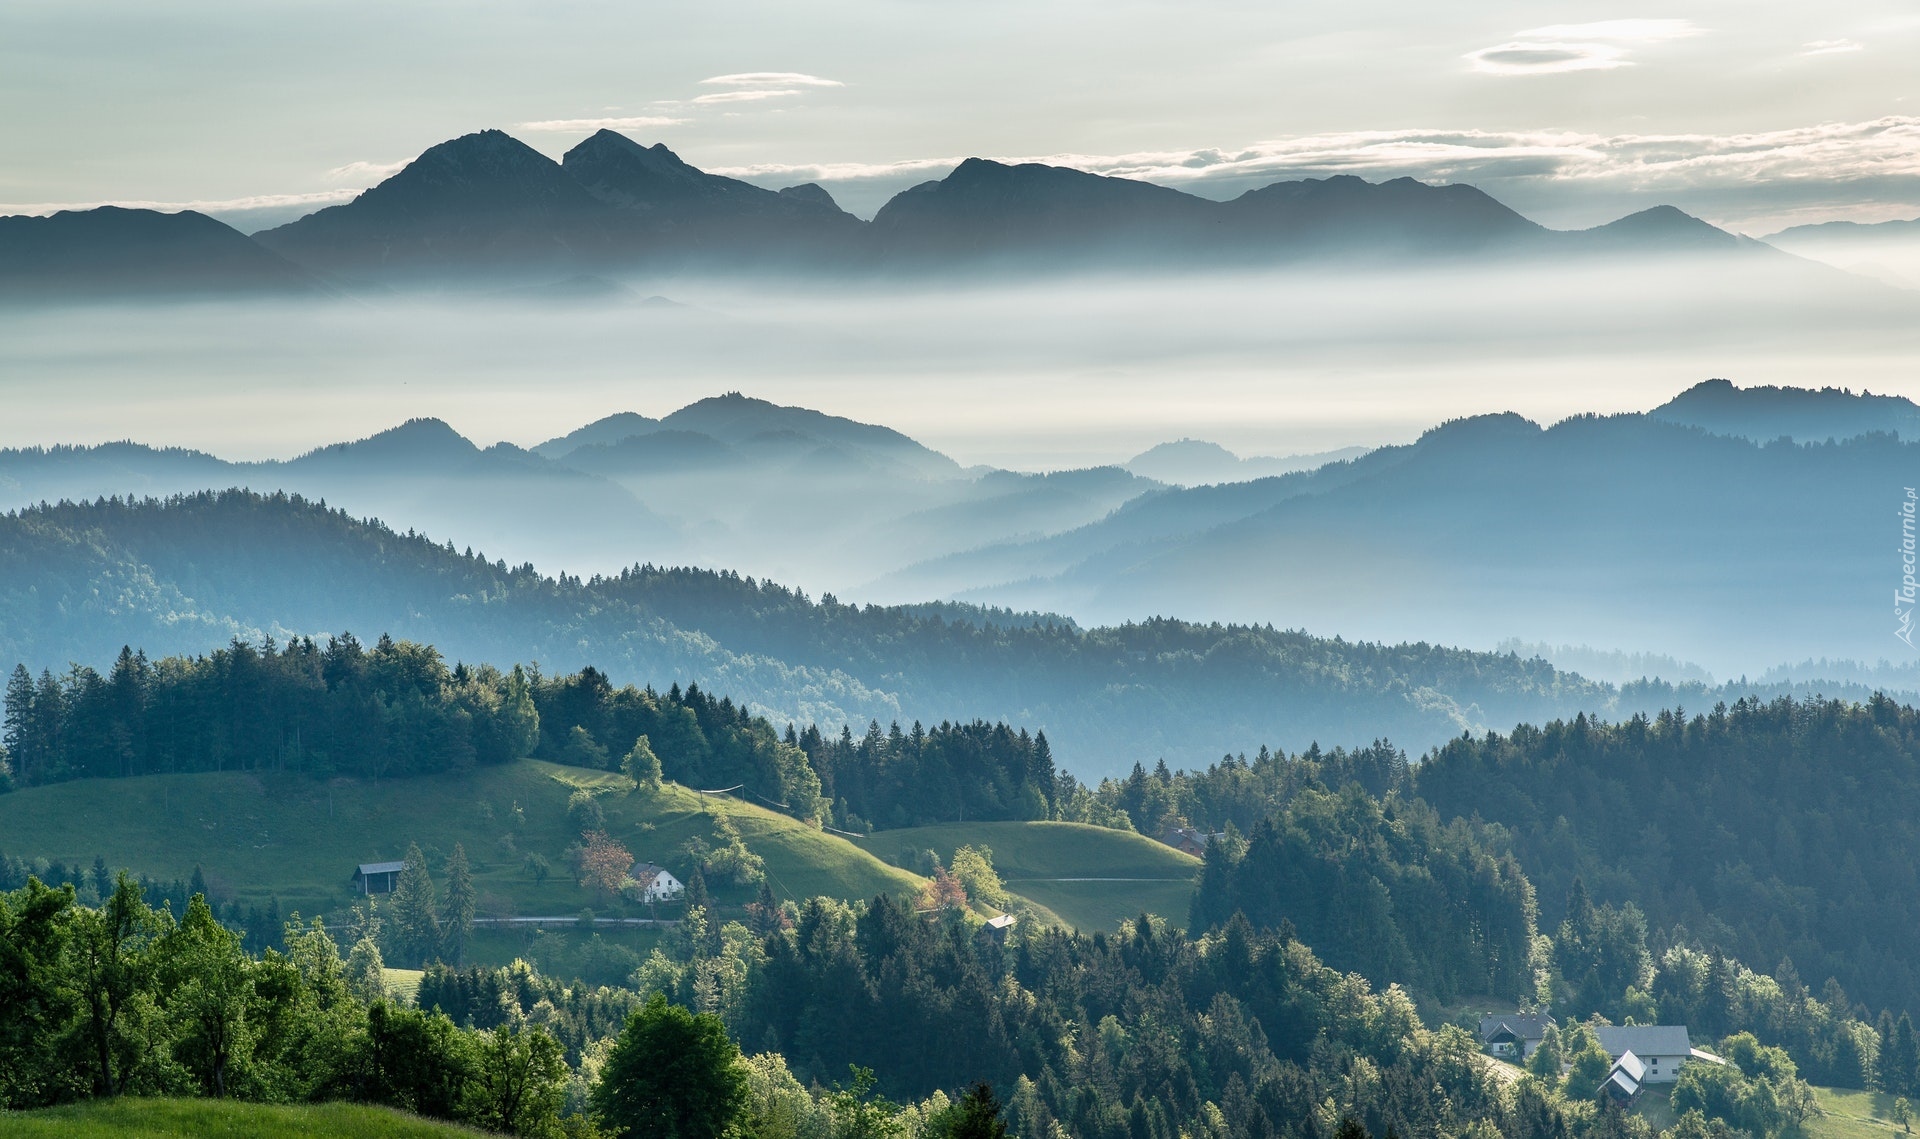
390,843,441,967
442,844,475,966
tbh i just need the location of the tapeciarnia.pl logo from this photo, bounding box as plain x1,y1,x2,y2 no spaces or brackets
1900,488,1918,648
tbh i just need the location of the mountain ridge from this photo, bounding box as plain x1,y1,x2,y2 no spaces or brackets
5,128,1791,294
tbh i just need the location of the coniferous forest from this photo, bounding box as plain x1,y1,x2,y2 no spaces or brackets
6,633,1920,1139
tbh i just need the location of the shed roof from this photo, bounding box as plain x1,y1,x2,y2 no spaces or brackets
1604,1068,1642,1100
356,861,407,876
1612,1050,1647,1082
1595,1026,1692,1058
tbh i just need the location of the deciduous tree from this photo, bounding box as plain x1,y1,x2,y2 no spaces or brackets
592,993,748,1139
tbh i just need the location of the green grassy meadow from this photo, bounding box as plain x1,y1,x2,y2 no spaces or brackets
0,760,923,927
1808,1086,1912,1139
0,1098,488,1138
854,819,1201,931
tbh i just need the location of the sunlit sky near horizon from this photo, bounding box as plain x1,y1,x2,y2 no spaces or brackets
3,0,1919,234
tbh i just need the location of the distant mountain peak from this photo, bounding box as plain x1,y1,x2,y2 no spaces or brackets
565,130,706,183
1585,204,1744,249
532,411,663,458
1652,378,1920,443
254,127,607,275
293,417,480,465
391,129,583,193
777,182,842,211
559,130,854,233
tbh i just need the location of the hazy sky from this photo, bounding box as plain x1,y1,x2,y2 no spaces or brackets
4,0,1918,233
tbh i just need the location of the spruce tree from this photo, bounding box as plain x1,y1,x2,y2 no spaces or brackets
442,844,475,966
940,1083,1010,1139
390,843,441,966
3,665,33,785
685,864,711,915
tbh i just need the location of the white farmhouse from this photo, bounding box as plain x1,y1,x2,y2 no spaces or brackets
626,862,685,904
1593,1026,1700,1084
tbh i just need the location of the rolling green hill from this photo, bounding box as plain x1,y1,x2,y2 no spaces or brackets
0,1098,489,1138
855,820,1201,931
0,760,924,927
1807,1086,1912,1139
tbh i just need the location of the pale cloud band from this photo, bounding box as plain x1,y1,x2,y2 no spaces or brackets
1467,18,1704,75
700,72,843,88
0,189,359,219
715,116,1920,228
715,117,1920,190
690,90,803,105
518,115,688,132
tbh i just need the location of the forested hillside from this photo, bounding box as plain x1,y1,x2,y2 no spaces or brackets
0,490,1633,771
1414,697,1920,1020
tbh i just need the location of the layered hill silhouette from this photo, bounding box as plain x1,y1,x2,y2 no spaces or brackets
4,487,1900,776
0,393,1143,589
0,488,1647,772
875,380,1920,672
8,382,1918,720
0,206,318,298
1763,214,1920,288
1123,439,1370,487
4,128,1793,294
1651,377,1920,442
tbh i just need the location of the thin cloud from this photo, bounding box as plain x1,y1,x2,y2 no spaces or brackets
691,89,804,105
1467,41,1632,75
517,115,688,132
1801,38,1864,56
700,72,842,87
711,117,1920,197
0,189,358,219
325,160,406,182
1468,18,1702,76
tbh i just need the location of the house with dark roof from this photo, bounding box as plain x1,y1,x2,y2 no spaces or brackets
352,861,406,895
1161,826,1217,857
1594,1026,1696,1084
1478,1012,1557,1059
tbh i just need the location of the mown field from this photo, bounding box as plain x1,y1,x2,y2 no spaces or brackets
0,760,923,925
1809,1086,1912,1139
855,819,1201,931
0,1098,488,1138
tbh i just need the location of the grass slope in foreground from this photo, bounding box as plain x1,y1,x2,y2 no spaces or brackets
855,820,1201,931
1807,1087,1914,1139
0,1098,488,1138
0,759,923,923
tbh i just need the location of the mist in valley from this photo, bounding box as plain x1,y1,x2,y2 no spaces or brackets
2,250,1911,468
4,250,1919,690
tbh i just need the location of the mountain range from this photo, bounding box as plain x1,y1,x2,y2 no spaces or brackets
1764,213,1920,289
0,206,319,299
2,128,1795,296
875,380,1920,672
0,393,1153,589
4,486,1892,779
9,380,1920,681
